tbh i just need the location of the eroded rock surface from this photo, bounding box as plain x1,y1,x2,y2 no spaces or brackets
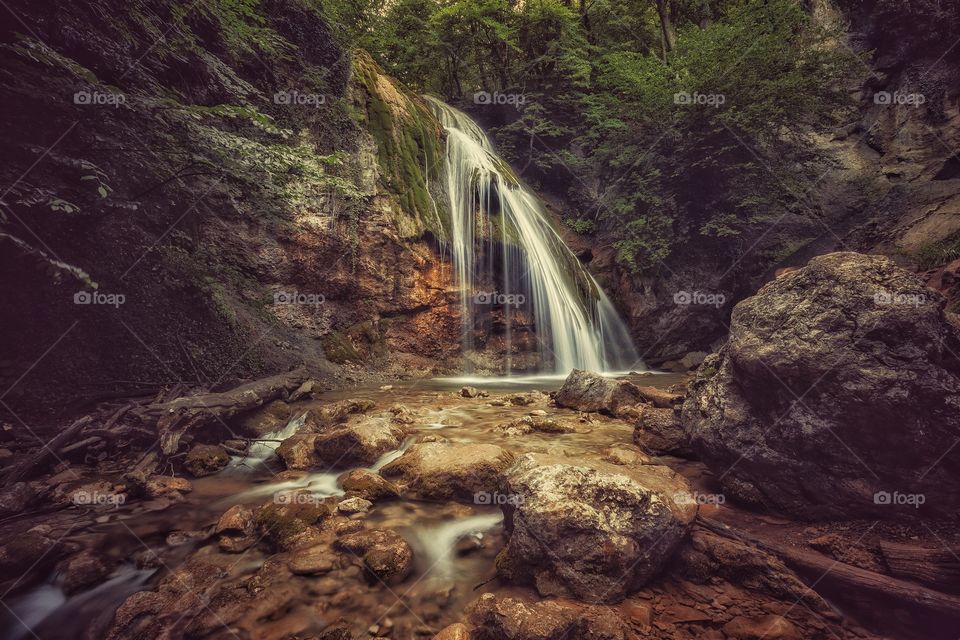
553,369,643,417
683,252,960,518
496,453,697,602
380,441,514,501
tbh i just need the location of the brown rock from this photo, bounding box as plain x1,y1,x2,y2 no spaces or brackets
339,469,401,501
380,441,514,501
183,444,229,477
314,415,406,469
723,615,799,640
633,405,691,456
144,475,193,499
336,529,413,584
288,545,336,575
215,504,256,553
466,592,628,640
554,369,643,417
635,385,684,408
276,433,320,470
433,622,470,640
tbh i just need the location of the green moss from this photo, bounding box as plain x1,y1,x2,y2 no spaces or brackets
350,50,447,239
917,231,960,269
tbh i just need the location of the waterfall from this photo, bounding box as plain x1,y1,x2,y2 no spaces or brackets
424,96,641,375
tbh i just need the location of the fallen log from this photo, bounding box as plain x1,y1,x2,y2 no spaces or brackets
880,540,960,593
135,367,311,454
697,517,960,621
2,415,93,483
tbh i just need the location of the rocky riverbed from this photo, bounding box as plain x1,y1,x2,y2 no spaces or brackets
0,370,954,640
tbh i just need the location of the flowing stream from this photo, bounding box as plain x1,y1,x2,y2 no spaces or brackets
425,97,640,375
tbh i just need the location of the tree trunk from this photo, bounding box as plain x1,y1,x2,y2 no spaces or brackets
655,0,676,60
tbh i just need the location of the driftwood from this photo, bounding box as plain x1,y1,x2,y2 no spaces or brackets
135,367,311,454
697,517,960,621
2,415,93,483
880,540,960,593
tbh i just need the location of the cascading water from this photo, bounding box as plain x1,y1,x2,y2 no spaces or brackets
425,96,641,375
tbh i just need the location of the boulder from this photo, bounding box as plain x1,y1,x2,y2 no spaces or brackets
634,385,683,408
314,415,406,469
553,370,642,417
496,453,697,602
683,252,960,518
380,442,514,501
183,444,230,477
144,475,193,499
337,496,372,514
255,495,330,551
336,529,413,584
633,405,691,456
432,623,470,640
493,415,579,437
276,433,320,470
0,482,33,517
215,504,256,553
288,545,336,575
339,468,401,501
466,593,628,640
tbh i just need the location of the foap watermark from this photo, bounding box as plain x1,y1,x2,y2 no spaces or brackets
673,290,725,308
474,491,524,506
874,91,926,107
673,491,725,508
474,91,526,108
72,490,126,508
273,290,325,308
274,90,326,107
674,91,725,107
473,291,525,308
74,290,125,308
873,490,925,508
873,291,925,307
274,490,324,505
73,90,126,107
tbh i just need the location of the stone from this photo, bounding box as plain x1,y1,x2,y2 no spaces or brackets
0,482,33,517
288,545,336,575
337,496,373,514
683,252,960,518
634,385,684,408
314,415,406,469
633,405,691,456
680,351,709,370
466,593,628,640
496,453,697,603
255,496,330,551
493,415,579,437
380,441,514,501
57,549,112,594
339,469,401,501
215,504,256,553
144,475,193,499
336,529,413,584
276,433,320,470
183,444,230,477
432,622,470,640
236,399,292,437
723,615,799,640
554,369,643,417
600,444,653,466
460,386,487,398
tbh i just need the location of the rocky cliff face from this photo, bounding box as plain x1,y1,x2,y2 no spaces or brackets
0,1,460,417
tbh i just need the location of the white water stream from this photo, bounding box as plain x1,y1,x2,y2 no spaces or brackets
426,97,641,375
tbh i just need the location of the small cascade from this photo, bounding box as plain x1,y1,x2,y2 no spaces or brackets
407,512,503,578
424,96,641,375
227,412,307,470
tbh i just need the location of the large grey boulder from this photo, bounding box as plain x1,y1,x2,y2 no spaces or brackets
683,252,960,519
496,453,697,603
553,369,643,416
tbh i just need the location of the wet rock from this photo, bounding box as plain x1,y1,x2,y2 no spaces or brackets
57,549,112,594
236,399,292,437
336,529,413,584
380,442,514,501
255,494,331,551
312,398,376,426
144,475,193,499
183,444,230,477
554,369,643,417
433,622,470,640
314,415,406,469
215,504,256,553
466,593,629,640
288,544,336,575
0,482,33,516
496,453,697,603
633,406,691,456
0,529,62,585
339,468,401,501
599,444,653,466
493,415,578,437
460,386,488,398
635,385,684,408
681,350,709,370
276,433,320,470
723,614,799,640
683,252,960,518
337,496,372,514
